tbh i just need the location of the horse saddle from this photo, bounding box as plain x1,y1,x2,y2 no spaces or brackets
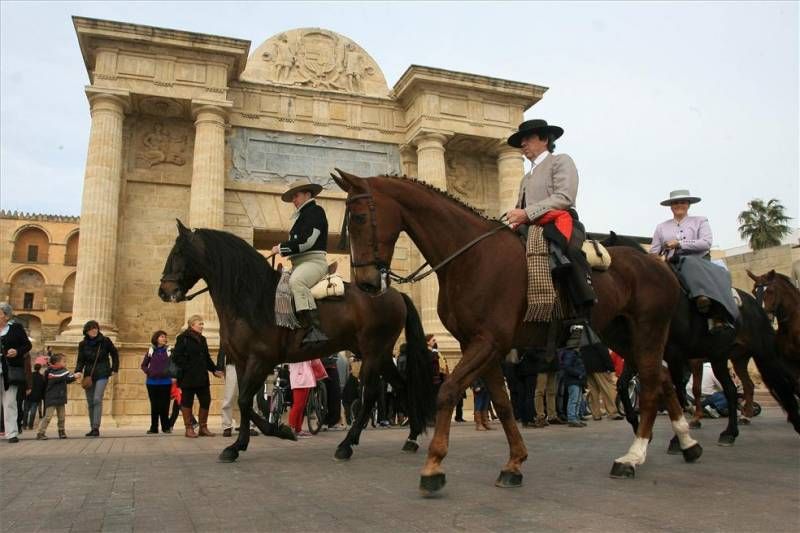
311,274,345,300
582,240,611,271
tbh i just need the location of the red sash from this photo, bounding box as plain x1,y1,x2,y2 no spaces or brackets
533,210,573,242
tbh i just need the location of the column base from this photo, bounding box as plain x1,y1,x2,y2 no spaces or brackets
56,323,119,344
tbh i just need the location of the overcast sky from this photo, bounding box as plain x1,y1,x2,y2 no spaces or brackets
1,1,797,250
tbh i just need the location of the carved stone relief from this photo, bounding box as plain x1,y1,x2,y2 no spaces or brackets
445,151,490,213
128,117,193,175
229,128,400,186
241,28,389,97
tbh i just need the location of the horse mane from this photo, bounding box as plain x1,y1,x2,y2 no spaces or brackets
600,231,647,254
188,228,279,328
772,272,795,287
377,175,502,224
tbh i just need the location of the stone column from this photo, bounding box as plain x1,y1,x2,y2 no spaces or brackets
184,104,227,345
399,144,418,178
58,91,128,341
497,145,524,217
413,132,453,349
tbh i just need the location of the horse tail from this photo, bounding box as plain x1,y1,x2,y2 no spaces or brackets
739,290,800,434
400,292,436,432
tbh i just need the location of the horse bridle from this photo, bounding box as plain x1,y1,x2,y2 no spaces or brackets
345,186,511,285
159,271,209,302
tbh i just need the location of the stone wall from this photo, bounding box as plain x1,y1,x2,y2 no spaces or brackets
724,244,799,292
0,213,79,349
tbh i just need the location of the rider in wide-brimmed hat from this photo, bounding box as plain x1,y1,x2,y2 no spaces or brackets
650,189,710,258
505,119,597,342
650,189,738,328
271,178,329,343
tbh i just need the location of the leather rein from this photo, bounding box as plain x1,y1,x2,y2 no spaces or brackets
345,190,511,285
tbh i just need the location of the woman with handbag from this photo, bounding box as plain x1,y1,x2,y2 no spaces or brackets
141,330,173,434
0,302,32,443
171,315,223,438
74,320,119,437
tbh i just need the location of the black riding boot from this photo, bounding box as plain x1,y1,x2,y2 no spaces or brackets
299,309,328,344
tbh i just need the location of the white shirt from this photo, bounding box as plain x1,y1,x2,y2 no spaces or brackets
685,362,723,396
529,150,549,171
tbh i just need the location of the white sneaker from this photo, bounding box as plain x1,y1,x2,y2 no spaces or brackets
327,424,346,431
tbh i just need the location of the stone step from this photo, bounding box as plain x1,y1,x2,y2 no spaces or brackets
753,389,780,408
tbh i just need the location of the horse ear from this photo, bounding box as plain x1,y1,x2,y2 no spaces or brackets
767,269,776,280
176,219,191,237
332,168,364,192
746,269,759,282
330,171,351,192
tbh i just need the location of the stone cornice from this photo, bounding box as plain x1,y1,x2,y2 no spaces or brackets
0,210,80,223
392,65,547,109
73,16,251,81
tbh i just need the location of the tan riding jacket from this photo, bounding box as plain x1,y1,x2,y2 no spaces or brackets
515,153,579,222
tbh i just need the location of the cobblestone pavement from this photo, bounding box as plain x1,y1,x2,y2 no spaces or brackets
1,410,798,532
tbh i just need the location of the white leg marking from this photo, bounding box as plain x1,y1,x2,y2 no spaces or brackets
671,416,698,450
615,437,650,466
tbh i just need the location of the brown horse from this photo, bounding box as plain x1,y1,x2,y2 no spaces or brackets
331,170,703,494
158,221,436,463
600,234,796,439
748,269,800,378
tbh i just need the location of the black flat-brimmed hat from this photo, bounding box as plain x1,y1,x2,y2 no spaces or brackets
281,178,323,202
507,119,564,148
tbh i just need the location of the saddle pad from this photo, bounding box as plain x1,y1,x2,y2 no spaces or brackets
310,274,345,299
275,271,302,329
524,225,563,322
582,240,611,271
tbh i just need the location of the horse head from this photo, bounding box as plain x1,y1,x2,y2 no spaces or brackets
331,168,401,295
159,219,203,302
747,269,779,315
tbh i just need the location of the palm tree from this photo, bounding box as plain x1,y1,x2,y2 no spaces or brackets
737,198,792,250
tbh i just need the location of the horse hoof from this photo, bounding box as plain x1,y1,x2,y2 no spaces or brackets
667,436,681,455
717,434,736,447
334,446,353,461
609,462,635,479
682,443,703,463
402,440,419,453
218,447,239,463
739,417,751,425
419,473,447,496
495,470,523,488
688,420,702,430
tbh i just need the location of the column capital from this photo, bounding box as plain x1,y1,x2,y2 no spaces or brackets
191,100,231,123
85,87,130,115
495,142,523,160
413,131,449,151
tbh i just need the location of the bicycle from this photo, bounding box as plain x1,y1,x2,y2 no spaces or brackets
255,364,298,440
349,397,377,429
306,379,328,435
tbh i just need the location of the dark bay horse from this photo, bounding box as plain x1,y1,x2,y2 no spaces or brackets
748,270,800,379
158,221,435,462
331,170,701,493
602,233,800,444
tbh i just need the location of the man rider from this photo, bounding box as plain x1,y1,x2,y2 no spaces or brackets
272,178,329,344
505,119,597,341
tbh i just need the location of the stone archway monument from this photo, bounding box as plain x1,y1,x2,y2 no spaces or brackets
56,17,546,422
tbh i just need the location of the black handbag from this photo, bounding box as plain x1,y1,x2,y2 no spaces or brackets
7,365,26,385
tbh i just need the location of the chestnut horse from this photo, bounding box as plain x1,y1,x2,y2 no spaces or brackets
748,270,800,379
158,221,435,463
331,170,702,494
